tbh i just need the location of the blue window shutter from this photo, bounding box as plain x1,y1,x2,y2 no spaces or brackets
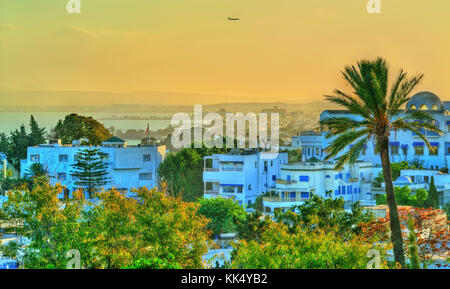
299,175,309,182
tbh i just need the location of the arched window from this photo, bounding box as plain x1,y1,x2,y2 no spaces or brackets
410,104,416,110
431,104,438,110
419,104,428,110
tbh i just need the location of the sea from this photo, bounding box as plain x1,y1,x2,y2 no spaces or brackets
0,112,172,145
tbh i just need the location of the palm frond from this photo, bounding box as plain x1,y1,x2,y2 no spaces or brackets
320,117,369,137
324,129,370,161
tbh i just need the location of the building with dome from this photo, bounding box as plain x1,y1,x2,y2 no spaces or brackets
304,91,450,170
295,91,450,205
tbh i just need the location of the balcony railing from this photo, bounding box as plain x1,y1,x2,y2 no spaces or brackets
204,190,219,195
204,167,220,172
276,179,297,185
263,197,309,203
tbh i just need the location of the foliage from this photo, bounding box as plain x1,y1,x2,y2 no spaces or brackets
0,116,47,174
320,57,441,267
157,145,229,202
0,183,210,269
0,181,89,269
376,186,428,208
362,207,449,268
284,149,302,163
122,256,181,269
28,115,47,146
444,202,450,221
26,163,49,179
235,211,272,242
407,215,421,269
70,148,109,199
231,220,389,269
8,125,29,174
274,194,374,238
425,176,439,209
52,113,112,145
197,197,246,237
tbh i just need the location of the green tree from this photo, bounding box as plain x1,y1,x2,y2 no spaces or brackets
8,125,29,175
197,197,246,237
26,163,48,179
70,148,109,198
28,115,46,146
274,194,373,238
52,113,112,145
0,184,210,269
235,210,272,242
425,176,439,208
320,58,441,267
157,145,229,202
0,182,91,269
231,220,389,269
376,186,428,208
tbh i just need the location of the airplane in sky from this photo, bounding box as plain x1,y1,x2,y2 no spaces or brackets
228,17,240,21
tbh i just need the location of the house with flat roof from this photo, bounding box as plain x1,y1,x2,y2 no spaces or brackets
203,148,288,207
20,137,166,197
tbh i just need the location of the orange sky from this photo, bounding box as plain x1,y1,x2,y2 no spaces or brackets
0,0,449,106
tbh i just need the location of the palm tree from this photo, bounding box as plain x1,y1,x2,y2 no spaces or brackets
320,58,441,267
26,163,48,178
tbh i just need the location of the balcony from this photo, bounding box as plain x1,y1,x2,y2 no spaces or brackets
204,190,219,195
276,179,297,185
263,197,309,203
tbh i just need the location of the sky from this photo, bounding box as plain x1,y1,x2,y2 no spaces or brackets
0,0,450,106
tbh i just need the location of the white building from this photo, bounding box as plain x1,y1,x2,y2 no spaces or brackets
263,161,375,213
398,169,450,204
203,148,288,207
312,91,450,170
20,137,166,197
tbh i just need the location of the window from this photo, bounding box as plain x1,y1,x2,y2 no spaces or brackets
270,161,273,167
139,173,152,180
414,146,424,156
390,145,399,155
286,175,291,181
401,145,408,156
446,143,450,155
57,173,67,180
429,143,439,155
272,175,276,181
315,147,320,156
59,154,68,162
143,154,151,162
299,176,309,182
290,192,296,199
248,184,252,191
301,192,309,199
30,154,40,162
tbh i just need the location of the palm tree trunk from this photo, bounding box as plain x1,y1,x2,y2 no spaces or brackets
379,137,406,267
